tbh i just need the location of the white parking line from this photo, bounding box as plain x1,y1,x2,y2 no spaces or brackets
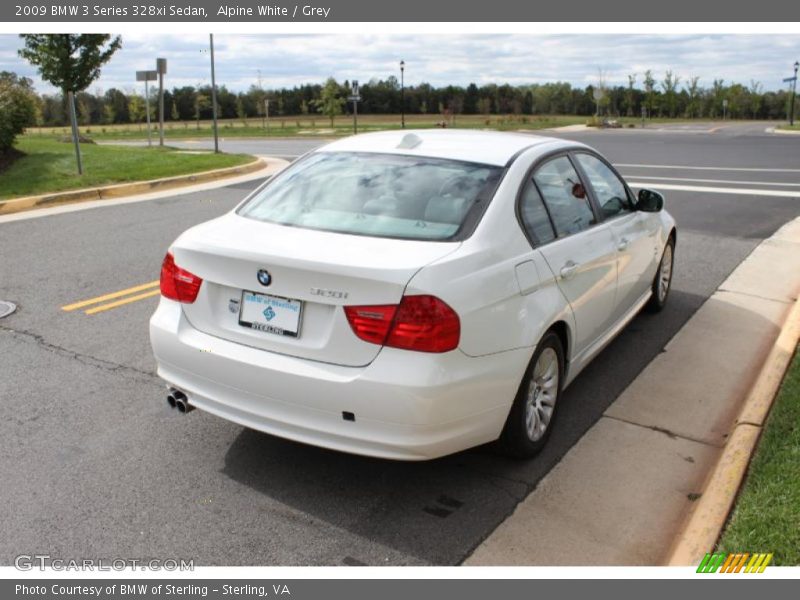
616,164,800,173
622,175,800,188
626,182,800,198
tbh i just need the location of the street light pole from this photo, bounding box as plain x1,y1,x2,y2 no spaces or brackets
156,58,166,146
791,61,799,127
400,60,405,129
209,34,220,154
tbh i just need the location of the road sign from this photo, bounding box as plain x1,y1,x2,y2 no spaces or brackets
156,58,167,75
783,76,797,82
136,70,157,82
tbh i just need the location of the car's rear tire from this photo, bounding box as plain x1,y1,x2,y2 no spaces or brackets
646,236,675,313
496,331,564,459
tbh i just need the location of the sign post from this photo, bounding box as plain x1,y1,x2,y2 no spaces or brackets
156,58,167,146
209,35,220,153
784,63,799,126
349,80,361,135
136,70,157,147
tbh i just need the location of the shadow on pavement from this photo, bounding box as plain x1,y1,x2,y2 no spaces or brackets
221,288,708,565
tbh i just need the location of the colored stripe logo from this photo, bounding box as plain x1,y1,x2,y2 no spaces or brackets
697,552,773,573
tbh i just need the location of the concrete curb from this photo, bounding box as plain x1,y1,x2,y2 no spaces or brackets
666,296,800,565
0,157,265,216
768,127,800,135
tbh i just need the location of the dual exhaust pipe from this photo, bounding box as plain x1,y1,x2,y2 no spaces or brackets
167,388,194,414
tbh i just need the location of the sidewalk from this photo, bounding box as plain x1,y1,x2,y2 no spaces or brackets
465,216,800,566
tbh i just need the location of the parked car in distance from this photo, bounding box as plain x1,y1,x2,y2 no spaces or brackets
150,130,676,460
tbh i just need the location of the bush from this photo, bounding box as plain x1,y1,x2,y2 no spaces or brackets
0,75,37,154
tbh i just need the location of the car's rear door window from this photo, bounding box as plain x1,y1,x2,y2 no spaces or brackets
519,177,556,245
237,152,503,241
532,156,596,237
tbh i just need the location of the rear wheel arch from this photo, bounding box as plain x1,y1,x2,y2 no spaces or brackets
546,320,571,375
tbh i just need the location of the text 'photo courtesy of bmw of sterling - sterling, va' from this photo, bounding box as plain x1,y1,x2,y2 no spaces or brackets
150,129,676,460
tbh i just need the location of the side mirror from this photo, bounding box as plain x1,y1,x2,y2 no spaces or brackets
637,188,664,212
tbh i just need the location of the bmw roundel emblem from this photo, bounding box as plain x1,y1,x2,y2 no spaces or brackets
257,269,272,287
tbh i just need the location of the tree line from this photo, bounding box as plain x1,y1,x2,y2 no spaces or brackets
25,72,799,129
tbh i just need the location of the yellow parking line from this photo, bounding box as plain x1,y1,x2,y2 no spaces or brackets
84,289,161,315
62,280,160,312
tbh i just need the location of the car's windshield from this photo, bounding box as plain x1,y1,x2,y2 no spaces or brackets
237,152,503,241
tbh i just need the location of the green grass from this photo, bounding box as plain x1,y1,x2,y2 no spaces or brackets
26,114,591,140
718,344,800,565
0,136,253,200
777,123,800,131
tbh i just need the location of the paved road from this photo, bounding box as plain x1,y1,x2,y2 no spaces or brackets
1,124,798,566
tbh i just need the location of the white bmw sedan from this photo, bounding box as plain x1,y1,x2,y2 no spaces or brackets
150,130,675,460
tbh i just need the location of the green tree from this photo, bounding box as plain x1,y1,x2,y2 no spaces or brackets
625,74,637,116
104,88,129,124
661,70,681,118
686,76,701,118
313,77,345,127
749,80,763,118
194,93,210,129
0,72,38,154
643,70,656,118
18,34,121,99
128,93,145,130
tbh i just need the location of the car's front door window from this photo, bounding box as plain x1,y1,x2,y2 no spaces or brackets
574,153,633,219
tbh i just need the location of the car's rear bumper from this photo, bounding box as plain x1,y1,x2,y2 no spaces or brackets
149,299,531,460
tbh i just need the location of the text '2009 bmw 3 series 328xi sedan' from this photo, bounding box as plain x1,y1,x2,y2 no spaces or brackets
150,129,676,460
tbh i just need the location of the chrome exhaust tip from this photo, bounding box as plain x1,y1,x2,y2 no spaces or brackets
170,388,194,414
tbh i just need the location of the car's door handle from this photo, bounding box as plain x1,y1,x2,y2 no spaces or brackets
560,261,579,280
617,237,629,251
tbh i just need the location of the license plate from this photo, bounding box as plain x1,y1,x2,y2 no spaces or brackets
239,291,303,338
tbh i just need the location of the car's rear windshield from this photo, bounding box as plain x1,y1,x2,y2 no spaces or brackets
237,152,504,241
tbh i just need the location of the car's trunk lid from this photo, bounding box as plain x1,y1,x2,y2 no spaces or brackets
172,213,460,367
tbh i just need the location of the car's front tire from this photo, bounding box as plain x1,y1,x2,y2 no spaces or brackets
646,236,675,313
497,331,564,458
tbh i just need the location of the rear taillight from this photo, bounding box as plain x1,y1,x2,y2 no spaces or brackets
344,295,460,353
160,252,203,303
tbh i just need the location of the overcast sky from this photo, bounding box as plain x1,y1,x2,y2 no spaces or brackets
1,33,798,95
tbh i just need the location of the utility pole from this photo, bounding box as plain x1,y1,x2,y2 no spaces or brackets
209,34,219,153
156,58,166,146
788,61,799,126
400,60,405,128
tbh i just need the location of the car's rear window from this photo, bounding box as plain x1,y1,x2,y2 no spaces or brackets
237,152,504,241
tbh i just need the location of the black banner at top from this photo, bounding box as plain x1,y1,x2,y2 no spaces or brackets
2,0,791,22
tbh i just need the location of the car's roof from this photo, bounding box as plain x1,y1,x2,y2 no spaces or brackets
316,129,580,167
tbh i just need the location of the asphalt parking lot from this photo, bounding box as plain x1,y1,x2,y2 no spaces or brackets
1,123,798,566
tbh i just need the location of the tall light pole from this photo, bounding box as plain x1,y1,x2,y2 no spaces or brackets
209,34,220,154
400,60,405,129
791,61,799,127
156,58,166,146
